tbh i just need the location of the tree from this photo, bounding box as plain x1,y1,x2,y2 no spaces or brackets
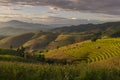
38,53,45,62
57,46,59,49
91,32,102,42
21,46,25,53
17,46,26,57
10,45,13,50
91,37,98,42
109,31,120,38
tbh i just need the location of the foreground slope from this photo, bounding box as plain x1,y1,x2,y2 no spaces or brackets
45,38,120,63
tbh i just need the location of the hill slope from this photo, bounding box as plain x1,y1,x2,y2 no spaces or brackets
46,34,92,50
45,38,120,63
0,33,35,48
23,32,58,52
0,32,91,52
0,21,120,52
52,22,120,37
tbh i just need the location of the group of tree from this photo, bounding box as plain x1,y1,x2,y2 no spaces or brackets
38,53,45,62
109,31,120,38
91,32,102,42
17,46,26,58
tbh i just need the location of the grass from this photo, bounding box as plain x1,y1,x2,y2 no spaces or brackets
0,48,38,63
0,61,119,80
0,61,81,80
45,38,120,63
0,55,26,62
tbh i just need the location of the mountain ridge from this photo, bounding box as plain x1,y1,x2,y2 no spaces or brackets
0,21,119,52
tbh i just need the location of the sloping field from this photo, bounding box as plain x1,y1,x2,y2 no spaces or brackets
45,38,120,63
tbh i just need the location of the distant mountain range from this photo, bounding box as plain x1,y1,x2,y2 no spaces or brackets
0,20,52,29
0,20,77,36
0,20,120,37
0,20,54,36
52,21,120,34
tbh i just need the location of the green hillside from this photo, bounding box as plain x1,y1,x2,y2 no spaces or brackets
45,38,120,63
0,47,119,80
0,38,120,80
0,48,29,62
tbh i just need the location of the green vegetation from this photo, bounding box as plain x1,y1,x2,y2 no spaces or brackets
0,48,36,63
52,22,120,35
0,38,120,80
0,48,17,55
109,31,120,38
45,38,120,63
91,32,102,42
0,61,119,80
38,53,45,62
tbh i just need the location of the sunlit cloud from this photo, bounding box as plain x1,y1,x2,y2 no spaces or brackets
71,17,77,20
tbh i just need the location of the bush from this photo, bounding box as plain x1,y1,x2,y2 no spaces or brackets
109,31,120,38
17,46,25,57
91,37,98,42
91,32,102,42
38,54,45,62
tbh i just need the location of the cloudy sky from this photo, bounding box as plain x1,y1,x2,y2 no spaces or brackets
0,0,120,25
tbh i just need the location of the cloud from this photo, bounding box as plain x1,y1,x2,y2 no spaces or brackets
29,16,104,24
0,0,120,15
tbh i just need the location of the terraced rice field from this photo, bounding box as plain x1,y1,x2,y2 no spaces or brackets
45,38,120,63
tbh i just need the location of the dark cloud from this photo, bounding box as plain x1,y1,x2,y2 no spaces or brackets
1,0,120,15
